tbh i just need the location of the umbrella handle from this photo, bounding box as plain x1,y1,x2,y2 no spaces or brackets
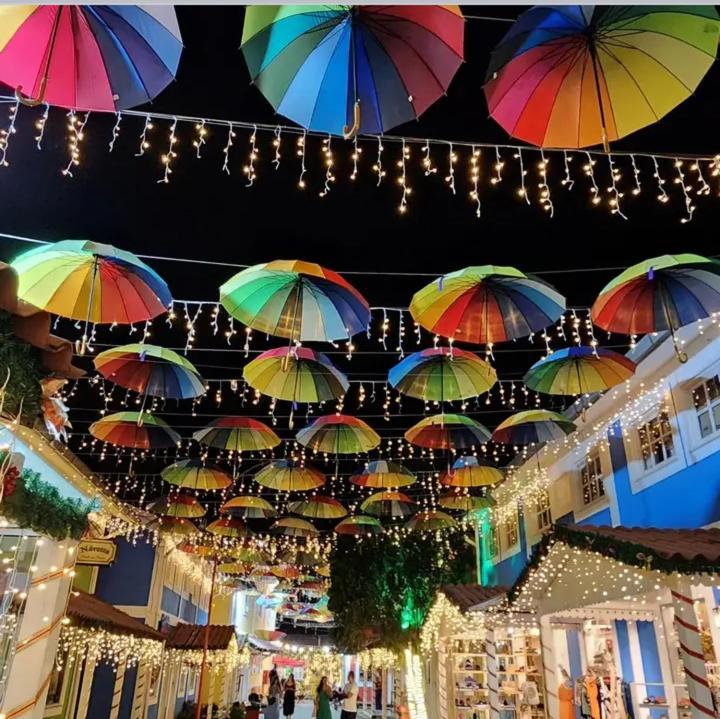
15,81,47,108
343,101,361,140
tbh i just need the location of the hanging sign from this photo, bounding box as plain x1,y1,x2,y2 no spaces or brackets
77,538,117,566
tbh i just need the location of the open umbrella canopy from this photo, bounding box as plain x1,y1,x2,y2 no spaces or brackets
484,6,720,149
193,416,281,453
253,629,287,642
221,495,277,519
288,495,348,520
296,414,380,454
220,260,370,342
389,347,497,402
438,492,496,512
361,491,415,518
161,459,232,491
524,347,637,396
440,456,504,487
0,5,183,110
254,460,325,492
270,564,301,579
89,411,180,449
206,517,249,538
95,343,205,400
241,6,464,136
405,413,491,450
154,516,199,538
335,515,383,536
350,460,416,489
405,510,456,532
410,266,565,345
148,494,206,519
492,409,576,445
218,561,254,576
271,516,319,537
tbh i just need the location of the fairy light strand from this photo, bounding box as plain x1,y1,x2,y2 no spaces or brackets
193,118,207,159
397,138,411,214
62,111,90,177
0,101,18,167
674,159,695,223
157,116,178,184
222,122,235,175
297,131,307,189
108,112,122,152
561,151,574,190
272,126,282,170
445,142,457,195
135,115,153,157
515,147,530,204
607,154,627,220
469,145,481,217
652,155,669,204
243,125,258,187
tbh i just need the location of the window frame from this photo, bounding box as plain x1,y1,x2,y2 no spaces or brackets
692,376,720,440
484,525,499,559
580,449,606,507
536,490,552,531
503,514,519,549
637,410,675,471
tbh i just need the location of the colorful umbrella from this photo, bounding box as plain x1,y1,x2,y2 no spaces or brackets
148,494,206,519
405,414,491,450
272,517,319,537
241,6,464,137
221,495,277,519
440,456,504,488
492,409,576,445
193,417,281,453
591,254,720,362
253,629,287,642
154,516,199,537
438,492,496,512
270,564,301,580
410,266,565,346
220,260,370,342
484,6,720,150
12,240,172,353
254,460,325,492
95,344,205,400
232,546,271,564
206,517,249,539
161,460,232,491
278,548,323,567
297,414,380,454
89,411,180,448
218,561,254,576
0,5,182,110
389,347,497,402
288,496,348,520
298,581,326,592
316,564,331,578
350,460,416,489
406,510,456,532
524,347,636,396
361,491,415,518
335,515,383,536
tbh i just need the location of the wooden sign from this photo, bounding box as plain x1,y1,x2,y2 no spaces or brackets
77,538,117,566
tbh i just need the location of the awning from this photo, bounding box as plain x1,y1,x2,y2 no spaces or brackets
167,623,236,650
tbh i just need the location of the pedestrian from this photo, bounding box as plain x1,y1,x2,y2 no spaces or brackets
341,671,358,719
283,672,296,719
265,670,283,719
315,676,332,719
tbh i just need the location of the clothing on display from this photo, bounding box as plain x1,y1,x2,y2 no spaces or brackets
576,674,601,719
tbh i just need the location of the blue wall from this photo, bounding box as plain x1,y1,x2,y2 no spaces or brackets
118,665,138,719
95,539,155,606
576,507,612,526
87,664,116,719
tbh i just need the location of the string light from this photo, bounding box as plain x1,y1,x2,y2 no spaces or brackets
561,151,574,190
691,160,711,196
652,155,669,203
193,119,208,159
158,116,178,184
108,112,122,152
243,125,258,187
397,139,411,214
583,152,601,206
319,135,335,197
515,147,530,204
135,115,153,157
350,136,360,180
297,131,307,189
630,154,642,196
34,103,50,151
491,146,504,185
674,159,694,223
422,140,437,177
0,101,18,168
373,136,386,187
62,111,90,177
445,142,457,195
272,126,282,170
222,122,235,175
537,150,553,216
607,154,627,219
469,145,481,217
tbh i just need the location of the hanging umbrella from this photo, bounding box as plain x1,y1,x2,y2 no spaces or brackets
350,460,416,489
492,409,576,445
12,240,172,353
316,564,331,578
335,515,383,536
484,6,720,151
405,414,491,450
220,260,370,342
270,564,301,580
361,491,415,518
221,495,277,519
95,344,205,400
253,629,287,642
524,347,636,396
254,460,325,492
161,459,232,491
89,411,180,448
389,348,497,403
440,456,504,487
154,516,199,537
410,266,565,346
232,546,271,564
206,517,249,539
296,414,380,454
241,6,464,138
298,581,326,593
148,494,206,519
406,510,456,532
193,417,281,453
218,561,254,576
0,5,183,110
278,548,323,567
438,492,496,512
591,254,720,362
288,495,348,520
271,517,319,537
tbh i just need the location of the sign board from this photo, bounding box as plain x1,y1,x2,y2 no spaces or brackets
76,538,117,566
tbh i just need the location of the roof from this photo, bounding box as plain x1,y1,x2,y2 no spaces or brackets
67,590,164,641
166,623,236,650
442,584,508,613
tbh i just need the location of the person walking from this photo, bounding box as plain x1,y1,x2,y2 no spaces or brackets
265,670,283,719
315,677,332,719
283,673,296,719
340,671,358,719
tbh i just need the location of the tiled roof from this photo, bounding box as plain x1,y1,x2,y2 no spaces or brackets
167,623,236,650
68,590,163,640
442,584,508,612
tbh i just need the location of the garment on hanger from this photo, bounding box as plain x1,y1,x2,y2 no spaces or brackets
576,676,601,719
520,681,540,707
558,682,574,719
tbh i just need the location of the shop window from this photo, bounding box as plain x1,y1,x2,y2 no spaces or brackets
692,376,720,438
484,525,498,559
638,411,675,470
504,515,518,548
580,451,605,505
536,491,552,531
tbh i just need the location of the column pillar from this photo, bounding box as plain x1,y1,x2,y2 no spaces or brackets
108,652,129,719
130,662,148,719
75,655,98,719
539,616,558,719
485,627,499,719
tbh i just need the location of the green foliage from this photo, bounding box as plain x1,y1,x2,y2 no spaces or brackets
2,467,95,540
328,531,474,652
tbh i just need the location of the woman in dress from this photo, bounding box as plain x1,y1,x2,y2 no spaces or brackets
315,676,332,719
283,673,296,719
265,670,283,719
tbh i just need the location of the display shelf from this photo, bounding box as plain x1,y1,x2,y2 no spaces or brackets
494,628,546,719
449,637,491,719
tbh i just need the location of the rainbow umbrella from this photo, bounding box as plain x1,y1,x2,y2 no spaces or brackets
148,494,206,519
220,260,370,342
361,491,415,518
241,6,464,137
0,6,182,110
221,495,277,519
161,460,232,491
524,347,636,396
591,254,720,362
206,517,249,539
89,411,180,448
350,460,416,489
410,266,565,346
95,344,205,400
335,515,383,536
154,516,199,538
289,495,348,520
272,517,319,537
440,456,504,488
438,492,496,512
485,6,720,150
492,409,576,445
12,240,172,353
406,510,456,532
193,417,281,453
405,414,491,450
389,347,497,402
254,460,325,492
297,414,380,454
